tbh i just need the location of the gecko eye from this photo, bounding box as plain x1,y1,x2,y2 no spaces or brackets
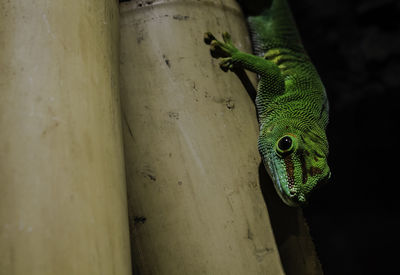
276,136,294,154
278,136,292,150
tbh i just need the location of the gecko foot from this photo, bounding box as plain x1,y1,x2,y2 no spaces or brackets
204,31,238,62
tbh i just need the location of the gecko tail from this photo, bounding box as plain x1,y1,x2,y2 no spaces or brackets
240,0,304,57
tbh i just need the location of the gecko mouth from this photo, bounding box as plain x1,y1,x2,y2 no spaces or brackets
269,161,299,207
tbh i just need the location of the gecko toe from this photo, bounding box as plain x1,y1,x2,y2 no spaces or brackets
222,32,232,43
219,57,234,72
204,32,216,45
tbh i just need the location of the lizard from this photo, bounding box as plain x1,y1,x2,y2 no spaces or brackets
204,0,330,206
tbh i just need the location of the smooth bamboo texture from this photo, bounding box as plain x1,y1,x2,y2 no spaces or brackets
120,0,285,274
0,1,132,274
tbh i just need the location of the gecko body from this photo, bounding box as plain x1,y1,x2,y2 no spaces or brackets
204,0,330,206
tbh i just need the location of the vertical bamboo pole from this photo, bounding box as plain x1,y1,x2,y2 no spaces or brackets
120,0,285,274
0,1,132,274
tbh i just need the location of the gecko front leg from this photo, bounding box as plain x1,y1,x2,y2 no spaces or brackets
204,31,285,115
204,32,283,82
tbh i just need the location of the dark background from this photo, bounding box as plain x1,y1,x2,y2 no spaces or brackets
290,0,400,274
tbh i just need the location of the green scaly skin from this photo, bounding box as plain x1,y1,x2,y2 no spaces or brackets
204,0,330,206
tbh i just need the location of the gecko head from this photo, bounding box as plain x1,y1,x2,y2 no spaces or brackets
258,122,330,207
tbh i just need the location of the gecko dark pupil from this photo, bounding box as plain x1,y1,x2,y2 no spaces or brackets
278,136,292,151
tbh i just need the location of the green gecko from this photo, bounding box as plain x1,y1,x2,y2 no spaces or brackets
204,0,330,206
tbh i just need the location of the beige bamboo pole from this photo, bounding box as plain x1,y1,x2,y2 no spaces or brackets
120,0,285,274
0,1,132,275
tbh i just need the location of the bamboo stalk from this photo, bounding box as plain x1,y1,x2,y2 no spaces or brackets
0,1,132,274
120,0,285,274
